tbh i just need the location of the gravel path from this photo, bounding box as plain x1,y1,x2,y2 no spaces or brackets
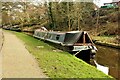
1,31,48,78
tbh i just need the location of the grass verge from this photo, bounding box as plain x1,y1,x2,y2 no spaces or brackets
92,36,120,49
92,36,116,44
11,31,113,79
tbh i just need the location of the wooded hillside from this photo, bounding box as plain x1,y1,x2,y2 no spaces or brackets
1,2,120,36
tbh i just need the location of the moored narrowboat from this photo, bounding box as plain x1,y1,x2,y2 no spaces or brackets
33,29,97,62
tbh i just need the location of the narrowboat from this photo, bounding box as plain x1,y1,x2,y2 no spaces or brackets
33,29,97,62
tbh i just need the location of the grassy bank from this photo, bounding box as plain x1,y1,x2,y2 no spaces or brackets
92,36,120,49
92,36,116,44
11,31,113,79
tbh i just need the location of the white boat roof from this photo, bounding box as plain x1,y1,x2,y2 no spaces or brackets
67,31,82,33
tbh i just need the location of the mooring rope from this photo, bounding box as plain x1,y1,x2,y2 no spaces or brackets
74,50,82,56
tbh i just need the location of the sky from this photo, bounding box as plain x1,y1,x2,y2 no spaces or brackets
37,0,120,7
1,0,120,6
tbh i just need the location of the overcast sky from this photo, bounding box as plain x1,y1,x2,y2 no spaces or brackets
1,0,120,6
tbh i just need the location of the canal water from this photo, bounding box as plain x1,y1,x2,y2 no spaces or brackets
94,45,120,80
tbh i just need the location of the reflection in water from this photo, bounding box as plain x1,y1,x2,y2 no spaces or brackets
94,60,109,75
95,45,120,80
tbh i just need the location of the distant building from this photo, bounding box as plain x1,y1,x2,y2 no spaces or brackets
93,0,113,8
101,0,120,8
93,0,120,8
112,0,120,7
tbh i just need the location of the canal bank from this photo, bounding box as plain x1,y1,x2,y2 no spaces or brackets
9,30,113,78
22,30,119,79
92,36,120,49
94,40,120,49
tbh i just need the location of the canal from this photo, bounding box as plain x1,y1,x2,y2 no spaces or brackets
95,45,120,80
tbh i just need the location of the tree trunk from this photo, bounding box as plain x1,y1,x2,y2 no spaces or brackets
67,2,70,31
48,2,55,30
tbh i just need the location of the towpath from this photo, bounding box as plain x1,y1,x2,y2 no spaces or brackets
1,30,47,78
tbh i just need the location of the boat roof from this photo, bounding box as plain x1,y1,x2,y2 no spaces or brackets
35,29,84,34
66,31,82,33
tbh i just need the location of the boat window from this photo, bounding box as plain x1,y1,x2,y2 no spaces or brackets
46,34,49,38
47,34,51,39
56,35,60,40
42,32,44,37
49,34,52,39
39,33,42,37
38,32,40,37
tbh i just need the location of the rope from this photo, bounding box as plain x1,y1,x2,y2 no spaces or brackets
74,50,82,56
